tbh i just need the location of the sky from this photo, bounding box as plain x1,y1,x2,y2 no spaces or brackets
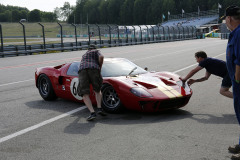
0,0,77,12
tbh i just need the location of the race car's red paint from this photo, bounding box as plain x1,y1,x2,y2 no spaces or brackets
35,58,192,113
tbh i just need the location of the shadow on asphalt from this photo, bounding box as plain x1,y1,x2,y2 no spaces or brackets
25,99,238,135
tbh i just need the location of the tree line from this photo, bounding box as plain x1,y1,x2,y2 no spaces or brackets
1,0,240,24
66,0,240,25
0,4,57,22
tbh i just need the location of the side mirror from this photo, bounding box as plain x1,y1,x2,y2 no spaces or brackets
144,67,148,71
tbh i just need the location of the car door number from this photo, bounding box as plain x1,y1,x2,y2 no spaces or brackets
70,78,83,100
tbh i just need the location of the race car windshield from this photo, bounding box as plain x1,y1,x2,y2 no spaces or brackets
67,59,147,77
101,59,147,77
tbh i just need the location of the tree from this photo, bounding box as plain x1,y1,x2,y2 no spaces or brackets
12,10,22,22
98,0,109,24
53,7,61,21
73,0,87,24
83,0,100,24
107,0,124,24
147,0,163,24
0,13,8,22
41,12,57,22
60,2,73,21
28,9,41,22
120,0,134,25
134,0,151,24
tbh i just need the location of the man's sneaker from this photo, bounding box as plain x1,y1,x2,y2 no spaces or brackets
229,144,240,154
86,112,96,121
232,153,240,160
97,108,107,116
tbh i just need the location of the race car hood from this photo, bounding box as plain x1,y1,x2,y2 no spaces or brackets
112,72,191,98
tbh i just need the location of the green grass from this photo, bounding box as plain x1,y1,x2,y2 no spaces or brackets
0,22,120,46
3,39,38,43
0,22,88,38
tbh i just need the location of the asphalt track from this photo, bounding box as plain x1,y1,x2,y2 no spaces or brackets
0,38,237,160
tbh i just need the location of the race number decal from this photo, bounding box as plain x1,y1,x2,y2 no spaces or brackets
70,78,83,100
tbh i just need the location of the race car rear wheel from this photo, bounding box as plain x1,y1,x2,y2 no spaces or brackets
101,85,122,113
38,74,57,101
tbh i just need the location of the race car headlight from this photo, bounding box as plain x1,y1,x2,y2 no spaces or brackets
130,88,153,98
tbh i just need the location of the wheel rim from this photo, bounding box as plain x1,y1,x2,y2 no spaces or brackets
39,77,49,96
102,86,120,109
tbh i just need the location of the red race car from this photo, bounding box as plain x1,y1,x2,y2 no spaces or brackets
35,58,192,113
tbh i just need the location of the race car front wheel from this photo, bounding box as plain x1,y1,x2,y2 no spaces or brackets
38,74,57,101
101,85,122,113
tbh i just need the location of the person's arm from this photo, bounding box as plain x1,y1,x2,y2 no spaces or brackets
180,66,203,82
98,52,104,70
188,71,211,85
235,65,240,83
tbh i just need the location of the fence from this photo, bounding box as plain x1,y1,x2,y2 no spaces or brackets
0,23,199,58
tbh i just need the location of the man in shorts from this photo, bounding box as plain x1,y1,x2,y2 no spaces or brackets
180,51,233,98
78,44,106,121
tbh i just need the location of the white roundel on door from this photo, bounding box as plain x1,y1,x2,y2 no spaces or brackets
70,78,83,100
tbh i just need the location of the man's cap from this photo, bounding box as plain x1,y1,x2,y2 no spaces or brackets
88,44,97,50
221,5,240,19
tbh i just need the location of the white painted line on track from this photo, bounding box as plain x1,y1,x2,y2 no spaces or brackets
133,42,227,62
0,106,87,144
0,79,34,87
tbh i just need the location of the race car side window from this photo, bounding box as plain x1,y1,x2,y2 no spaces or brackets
67,62,80,76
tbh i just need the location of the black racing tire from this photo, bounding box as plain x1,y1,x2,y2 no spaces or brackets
38,74,57,101
101,85,123,113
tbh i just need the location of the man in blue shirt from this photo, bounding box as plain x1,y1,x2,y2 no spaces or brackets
180,51,233,98
222,5,240,160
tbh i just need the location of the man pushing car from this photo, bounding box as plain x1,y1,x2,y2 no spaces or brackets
78,44,107,121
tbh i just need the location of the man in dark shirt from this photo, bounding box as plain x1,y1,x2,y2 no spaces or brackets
180,51,233,98
78,44,106,121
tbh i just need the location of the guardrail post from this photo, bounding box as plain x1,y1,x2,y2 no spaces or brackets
115,24,120,44
171,26,175,41
38,23,46,50
189,26,193,39
150,25,154,42
57,22,63,49
132,25,136,43
125,26,128,43
159,26,165,41
177,26,180,40
163,26,166,41
19,21,27,51
95,24,101,47
71,23,78,49
166,26,170,41
193,26,197,38
157,25,160,41
187,26,190,39
145,25,149,42
0,24,3,53
182,26,185,39
138,25,142,42
107,24,111,45
87,24,90,45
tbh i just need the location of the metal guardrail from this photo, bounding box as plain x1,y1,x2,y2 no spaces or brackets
0,23,199,58
221,33,230,39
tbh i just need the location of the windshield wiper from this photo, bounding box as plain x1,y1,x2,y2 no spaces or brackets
128,67,137,76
